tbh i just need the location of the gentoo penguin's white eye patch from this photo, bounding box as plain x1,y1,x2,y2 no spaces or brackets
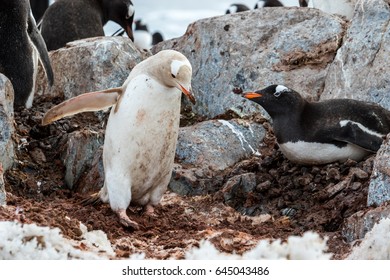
274,85,288,97
170,60,186,78
126,4,135,19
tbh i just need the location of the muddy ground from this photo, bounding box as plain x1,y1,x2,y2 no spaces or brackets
0,95,375,259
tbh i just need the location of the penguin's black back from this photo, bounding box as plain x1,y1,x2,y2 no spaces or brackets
41,0,105,51
255,0,284,8
0,0,35,107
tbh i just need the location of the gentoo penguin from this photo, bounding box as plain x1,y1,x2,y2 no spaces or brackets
152,31,164,46
40,0,135,51
133,19,152,50
30,0,49,21
225,4,250,14
0,0,53,108
42,50,195,229
254,0,284,8
299,0,356,19
299,0,308,7
243,85,390,165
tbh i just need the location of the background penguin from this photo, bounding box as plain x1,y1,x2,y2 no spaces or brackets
254,0,284,8
243,85,390,165
42,50,195,229
40,0,135,51
152,31,164,46
299,0,308,7
225,4,250,14
0,0,54,108
133,19,153,50
299,0,356,19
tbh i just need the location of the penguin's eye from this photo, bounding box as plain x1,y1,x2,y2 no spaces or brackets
274,91,282,97
171,74,176,78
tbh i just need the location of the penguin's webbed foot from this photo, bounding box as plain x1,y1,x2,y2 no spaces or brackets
117,209,140,230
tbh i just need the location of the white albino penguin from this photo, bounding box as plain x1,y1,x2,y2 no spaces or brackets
42,50,195,229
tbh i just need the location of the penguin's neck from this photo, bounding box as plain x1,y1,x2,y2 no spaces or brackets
87,0,106,24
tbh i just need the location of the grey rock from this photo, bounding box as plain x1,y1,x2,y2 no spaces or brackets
176,119,264,171
0,74,15,171
153,7,346,118
367,135,390,207
170,119,265,195
321,0,390,110
61,129,104,190
73,146,105,194
36,37,148,100
342,204,390,242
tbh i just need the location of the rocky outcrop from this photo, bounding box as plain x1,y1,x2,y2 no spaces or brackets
153,7,347,118
0,74,15,171
61,129,104,192
342,204,390,242
320,0,390,109
36,37,148,100
170,119,265,195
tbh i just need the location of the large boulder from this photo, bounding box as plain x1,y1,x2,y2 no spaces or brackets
170,119,265,195
320,0,390,109
61,129,104,192
153,7,347,118
36,37,148,100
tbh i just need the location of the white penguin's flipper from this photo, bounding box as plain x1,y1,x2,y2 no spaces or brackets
42,87,122,125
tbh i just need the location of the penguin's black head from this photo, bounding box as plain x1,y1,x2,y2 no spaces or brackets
134,19,148,31
226,4,250,14
299,0,309,7
243,85,305,119
103,0,135,41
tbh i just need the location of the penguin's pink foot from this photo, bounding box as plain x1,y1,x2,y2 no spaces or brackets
116,209,139,230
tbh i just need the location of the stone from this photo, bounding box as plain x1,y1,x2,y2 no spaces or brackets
321,0,390,110
153,7,346,118
367,135,390,207
61,129,104,190
36,37,149,100
0,74,15,171
221,173,263,216
342,204,390,242
176,119,264,171
170,119,265,195
73,147,104,194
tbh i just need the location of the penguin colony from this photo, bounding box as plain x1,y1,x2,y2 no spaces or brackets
0,1,389,228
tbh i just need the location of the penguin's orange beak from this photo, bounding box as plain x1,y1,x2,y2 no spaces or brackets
179,84,196,104
243,92,262,99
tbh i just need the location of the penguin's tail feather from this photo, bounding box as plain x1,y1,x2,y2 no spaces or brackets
79,192,102,206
